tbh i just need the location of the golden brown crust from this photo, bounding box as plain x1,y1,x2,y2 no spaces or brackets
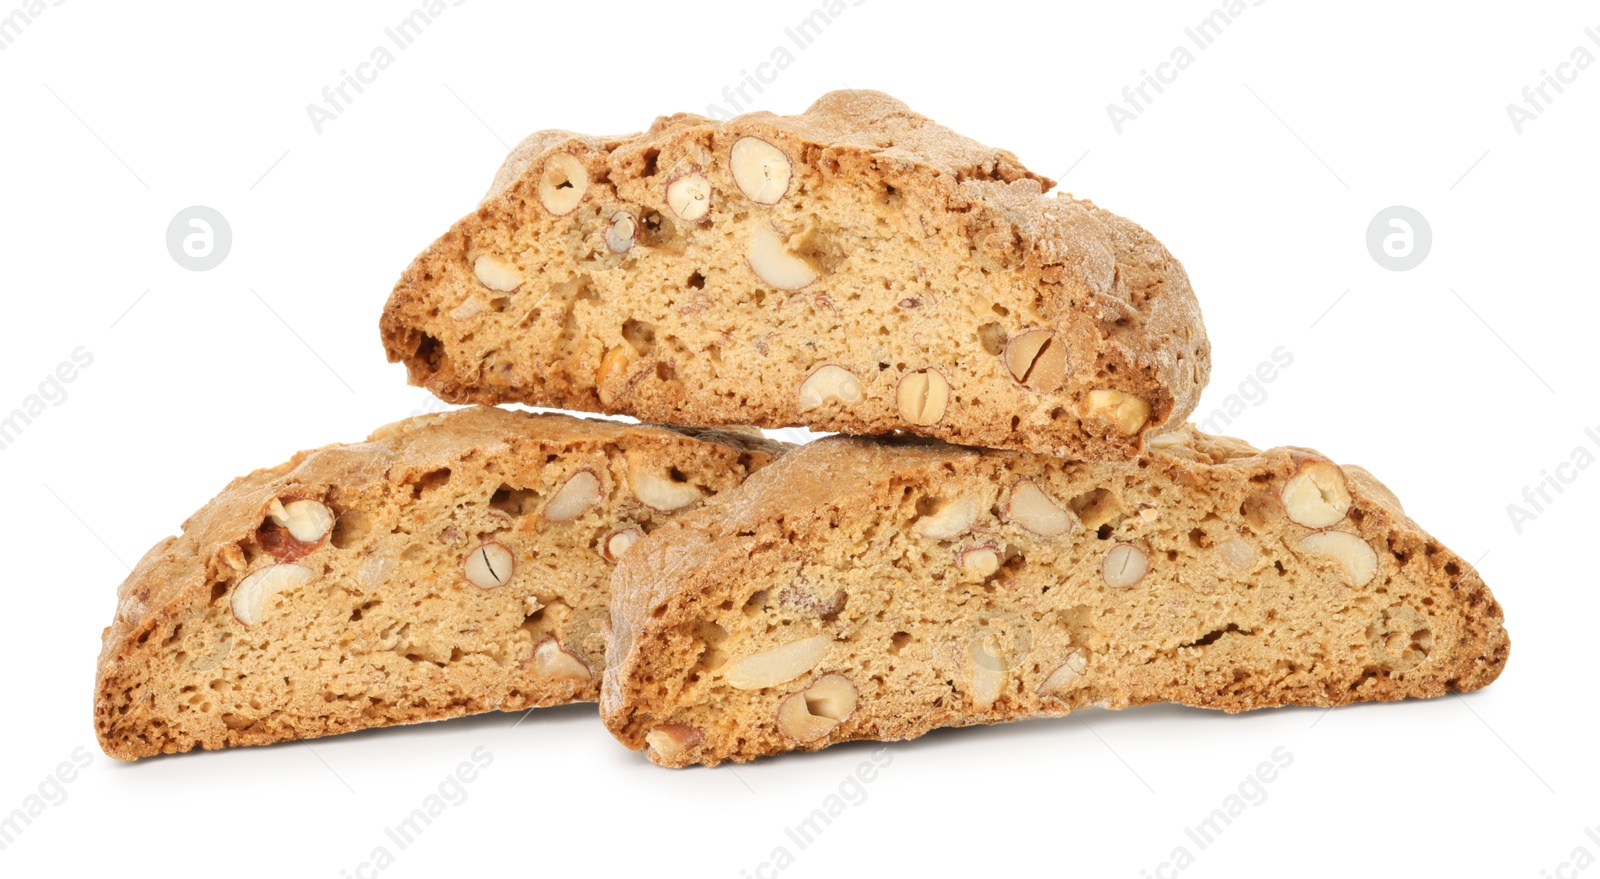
601,427,1508,767
93,407,786,760
380,90,1209,460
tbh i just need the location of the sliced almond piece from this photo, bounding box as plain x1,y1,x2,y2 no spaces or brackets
1218,538,1256,571
626,452,703,511
724,634,832,690
645,724,704,761
1147,431,1188,450
1004,479,1075,538
595,346,632,407
913,496,979,540
730,136,793,204
748,225,818,290
472,254,523,292
532,638,592,681
796,364,864,412
1298,531,1378,587
543,470,603,522
1038,651,1087,697
776,674,858,742
231,564,315,627
970,648,1006,708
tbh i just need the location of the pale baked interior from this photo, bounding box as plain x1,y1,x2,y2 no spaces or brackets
380,90,1209,460
94,408,782,759
601,428,1508,767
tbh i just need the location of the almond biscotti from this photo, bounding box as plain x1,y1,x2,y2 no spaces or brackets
94,407,785,759
600,428,1508,767
379,90,1210,460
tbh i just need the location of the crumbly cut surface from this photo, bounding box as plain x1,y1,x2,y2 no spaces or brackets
93,407,785,760
601,428,1508,767
380,89,1210,460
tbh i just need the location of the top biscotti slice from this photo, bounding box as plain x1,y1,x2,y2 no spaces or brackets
600,428,1508,767
93,406,785,759
380,90,1209,460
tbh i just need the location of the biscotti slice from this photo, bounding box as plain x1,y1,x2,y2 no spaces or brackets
601,428,1508,767
379,89,1210,460
94,407,785,759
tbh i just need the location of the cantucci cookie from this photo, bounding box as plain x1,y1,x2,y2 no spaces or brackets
379,90,1210,460
94,407,785,759
601,428,1508,767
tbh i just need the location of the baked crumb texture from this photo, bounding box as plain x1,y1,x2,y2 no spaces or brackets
380,89,1209,460
601,428,1508,767
93,407,784,759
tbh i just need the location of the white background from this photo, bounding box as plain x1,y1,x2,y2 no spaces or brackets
1,1,1594,876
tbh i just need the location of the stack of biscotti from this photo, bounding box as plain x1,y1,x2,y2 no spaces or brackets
95,90,1507,764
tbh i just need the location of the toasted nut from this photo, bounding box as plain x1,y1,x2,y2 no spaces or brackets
1298,531,1378,586
532,637,591,681
1101,543,1149,588
644,724,704,761
897,369,950,425
596,346,631,406
776,674,858,742
367,413,448,442
1281,461,1352,528
913,496,979,540
730,136,792,204
259,499,334,562
1084,389,1150,434
1002,329,1068,393
471,254,523,292
1218,538,1257,571
796,364,863,412
725,634,832,690
537,152,588,215
266,499,333,542
1004,479,1075,538
605,211,638,253
463,541,515,589
603,526,643,562
1147,431,1188,450
968,636,1008,709
959,545,1002,577
747,225,818,290
967,615,1030,709
1038,651,1087,697
626,452,703,511
543,470,603,522
219,543,248,572
231,564,315,627
359,553,395,589
449,298,487,321
665,172,711,221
